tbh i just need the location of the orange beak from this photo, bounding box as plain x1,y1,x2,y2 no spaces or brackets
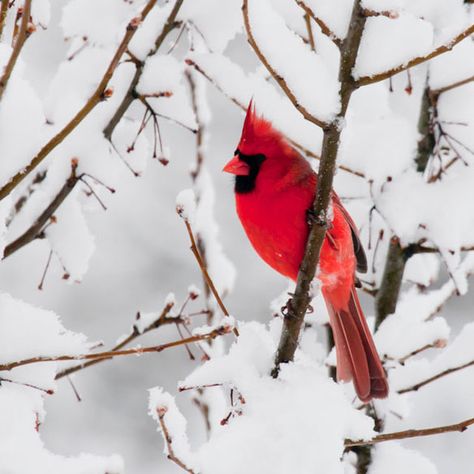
223,155,250,176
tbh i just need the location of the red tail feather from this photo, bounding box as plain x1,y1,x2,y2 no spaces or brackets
323,286,388,403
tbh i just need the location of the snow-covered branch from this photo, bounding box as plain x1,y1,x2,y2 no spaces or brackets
0,319,234,372
0,0,159,202
355,23,474,87
345,416,474,448
0,0,32,101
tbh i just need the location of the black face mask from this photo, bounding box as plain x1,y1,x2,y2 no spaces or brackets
233,149,266,194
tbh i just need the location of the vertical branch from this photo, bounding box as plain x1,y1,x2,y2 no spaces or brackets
0,0,8,41
272,0,366,373
374,81,435,329
374,237,407,329
0,0,32,101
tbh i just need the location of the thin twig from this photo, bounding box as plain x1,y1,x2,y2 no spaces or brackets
56,300,175,379
242,0,329,130
183,220,239,337
345,416,474,447
3,165,79,259
0,0,159,202
295,0,342,48
431,74,474,96
356,23,474,87
103,0,184,140
303,12,316,52
272,0,366,374
398,359,474,394
157,408,195,473
0,0,32,101
0,0,9,41
0,323,233,372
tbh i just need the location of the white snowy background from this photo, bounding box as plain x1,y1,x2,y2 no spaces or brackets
1,0,474,473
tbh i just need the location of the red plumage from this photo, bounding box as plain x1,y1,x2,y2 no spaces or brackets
224,103,388,403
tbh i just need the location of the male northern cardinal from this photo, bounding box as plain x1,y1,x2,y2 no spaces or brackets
223,103,388,402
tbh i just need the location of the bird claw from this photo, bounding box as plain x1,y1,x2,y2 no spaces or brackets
306,208,328,227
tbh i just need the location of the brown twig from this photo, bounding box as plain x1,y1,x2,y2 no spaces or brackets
242,0,329,130
183,220,239,337
0,0,32,101
55,300,176,379
398,359,474,394
345,417,474,447
0,323,233,372
0,0,8,41
3,166,79,259
271,0,366,374
0,0,159,202
103,0,184,140
303,12,316,52
356,23,474,87
157,408,195,473
431,74,474,96
295,0,342,48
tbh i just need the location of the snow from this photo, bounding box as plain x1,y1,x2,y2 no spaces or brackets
61,0,135,46
165,323,374,473
0,293,89,364
355,14,434,79
302,0,354,39
148,387,196,470
2,1,474,473
179,0,242,53
246,0,341,123
176,188,196,223
369,443,437,474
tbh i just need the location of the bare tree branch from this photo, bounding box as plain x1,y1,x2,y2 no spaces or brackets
295,0,342,48
242,1,329,130
0,0,32,101
3,165,79,259
271,0,366,373
0,0,159,202
181,218,239,337
431,74,474,96
0,0,9,41
345,416,474,447
398,359,474,394
0,322,234,372
356,23,474,87
157,408,196,473
55,300,176,379
103,0,184,140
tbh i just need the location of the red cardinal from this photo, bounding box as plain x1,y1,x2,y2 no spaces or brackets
223,103,388,402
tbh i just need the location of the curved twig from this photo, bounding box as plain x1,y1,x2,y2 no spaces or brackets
0,323,233,372
398,359,474,394
345,416,474,447
356,23,474,87
242,0,329,130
